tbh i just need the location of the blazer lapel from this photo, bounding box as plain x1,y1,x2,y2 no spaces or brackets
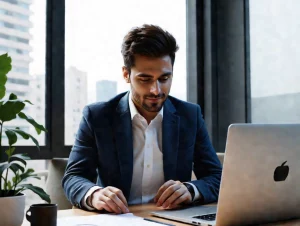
162,98,180,181
114,92,133,199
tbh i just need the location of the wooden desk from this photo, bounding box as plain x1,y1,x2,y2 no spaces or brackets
22,204,189,226
22,203,300,226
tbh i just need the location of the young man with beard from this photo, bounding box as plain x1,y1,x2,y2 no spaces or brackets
62,24,222,214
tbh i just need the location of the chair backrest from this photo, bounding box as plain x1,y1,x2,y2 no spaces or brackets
217,152,224,166
45,159,72,210
191,152,224,180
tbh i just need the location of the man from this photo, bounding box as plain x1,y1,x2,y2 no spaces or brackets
62,24,222,214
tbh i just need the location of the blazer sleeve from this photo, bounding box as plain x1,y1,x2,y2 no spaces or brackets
189,105,222,204
62,106,99,209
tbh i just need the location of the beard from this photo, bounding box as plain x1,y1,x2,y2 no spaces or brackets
142,102,162,112
132,90,166,113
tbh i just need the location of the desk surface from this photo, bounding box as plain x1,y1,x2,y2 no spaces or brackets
22,203,300,226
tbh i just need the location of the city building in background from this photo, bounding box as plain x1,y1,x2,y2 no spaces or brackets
29,74,45,144
0,0,33,145
96,80,117,102
65,66,87,144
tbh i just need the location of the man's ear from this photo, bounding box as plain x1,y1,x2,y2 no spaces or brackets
122,66,130,83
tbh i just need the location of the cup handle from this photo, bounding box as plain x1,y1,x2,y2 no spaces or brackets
26,208,31,222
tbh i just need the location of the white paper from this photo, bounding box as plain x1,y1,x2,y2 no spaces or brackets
57,213,162,226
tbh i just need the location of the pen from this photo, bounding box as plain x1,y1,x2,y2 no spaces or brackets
143,218,175,226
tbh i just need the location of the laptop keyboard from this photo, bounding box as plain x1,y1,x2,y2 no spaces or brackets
193,213,216,221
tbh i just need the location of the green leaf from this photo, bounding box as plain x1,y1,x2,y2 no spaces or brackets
18,168,36,181
0,53,12,74
28,135,40,150
11,153,30,160
0,99,25,122
12,129,29,139
9,154,30,167
18,112,47,134
24,100,33,105
12,176,17,184
0,163,10,177
0,74,7,86
0,53,12,85
9,93,17,100
18,184,51,203
0,84,5,99
6,181,12,190
26,168,34,174
14,188,24,195
12,129,40,150
5,146,16,158
5,130,17,146
10,162,25,174
0,53,11,99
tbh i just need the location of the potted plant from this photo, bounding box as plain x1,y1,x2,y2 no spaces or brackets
0,53,51,226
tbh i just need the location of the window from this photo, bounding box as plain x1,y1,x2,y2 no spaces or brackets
0,0,47,211
0,8,30,20
0,0,195,157
6,90,26,97
0,32,30,44
1,0,30,9
7,78,30,85
2,0,17,4
250,0,300,123
0,0,46,146
0,21,29,32
65,0,187,145
0,45,29,55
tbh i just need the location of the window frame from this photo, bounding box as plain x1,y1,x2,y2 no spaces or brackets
201,0,251,153
1,0,251,159
1,0,69,160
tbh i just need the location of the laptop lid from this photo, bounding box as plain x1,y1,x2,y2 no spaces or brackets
152,124,300,226
216,124,300,226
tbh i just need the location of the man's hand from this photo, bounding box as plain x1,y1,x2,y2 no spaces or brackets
154,180,192,209
90,186,129,214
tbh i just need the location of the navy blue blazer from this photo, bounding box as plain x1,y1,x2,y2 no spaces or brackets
62,92,222,209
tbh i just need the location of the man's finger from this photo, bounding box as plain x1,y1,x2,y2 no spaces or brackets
157,183,181,207
154,180,176,203
104,190,129,213
162,186,186,208
94,200,113,212
108,187,128,207
167,203,180,209
171,193,190,207
102,195,122,214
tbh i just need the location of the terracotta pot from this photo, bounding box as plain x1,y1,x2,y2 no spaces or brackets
0,192,25,226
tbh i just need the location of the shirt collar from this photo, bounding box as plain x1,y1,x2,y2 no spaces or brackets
128,91,163,121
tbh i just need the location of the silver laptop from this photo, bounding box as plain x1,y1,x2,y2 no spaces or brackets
152,124,300,226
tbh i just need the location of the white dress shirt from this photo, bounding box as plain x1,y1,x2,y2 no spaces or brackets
127,92,165,204
81,93,200,210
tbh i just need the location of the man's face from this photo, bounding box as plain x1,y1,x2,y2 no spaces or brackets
123,55,173,113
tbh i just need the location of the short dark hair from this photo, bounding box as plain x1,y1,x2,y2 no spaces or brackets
121,24,179,73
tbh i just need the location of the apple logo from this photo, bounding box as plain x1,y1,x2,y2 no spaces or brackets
274,161,289,182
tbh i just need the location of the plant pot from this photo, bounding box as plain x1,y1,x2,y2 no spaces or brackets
0,192,25,226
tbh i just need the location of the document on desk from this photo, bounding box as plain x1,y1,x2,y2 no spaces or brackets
57,213,163,226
